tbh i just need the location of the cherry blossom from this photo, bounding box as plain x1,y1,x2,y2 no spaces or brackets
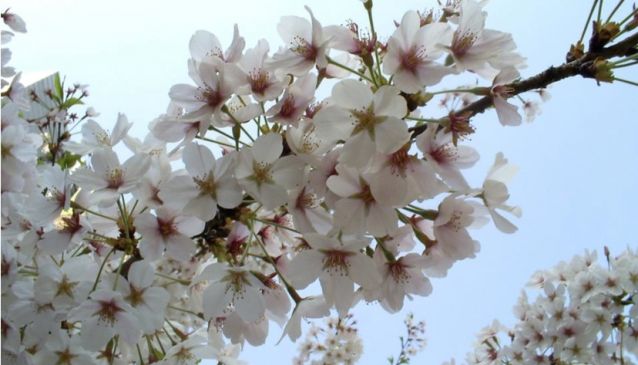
68,289,141,351
160,142,243,220
314,80,410,167
383,10,453,93
447,0,525,78
234,132,303,210
136,207,205,261
198,263,267,323
268,6,331,76
71,148,150,207
416,125,479,191
286,233,381,317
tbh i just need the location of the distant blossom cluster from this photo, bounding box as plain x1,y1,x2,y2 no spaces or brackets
466,248,638,365
293,315,363,365
5,0,614,363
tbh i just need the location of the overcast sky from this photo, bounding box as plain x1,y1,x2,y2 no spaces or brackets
8,0,638,363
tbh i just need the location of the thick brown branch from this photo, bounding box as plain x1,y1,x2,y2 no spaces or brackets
410,31,638,138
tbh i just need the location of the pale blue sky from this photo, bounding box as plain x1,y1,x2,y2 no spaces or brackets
8,0,638,363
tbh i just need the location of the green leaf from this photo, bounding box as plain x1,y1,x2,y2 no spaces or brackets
53,73,64,101
57,151,83,170
61,97,84,109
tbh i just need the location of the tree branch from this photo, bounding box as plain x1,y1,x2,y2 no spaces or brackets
410,31,638,138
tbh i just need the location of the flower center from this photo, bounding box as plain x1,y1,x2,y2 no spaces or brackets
55,275,78,298
290,36,317,61
127,286,145,306
93,130,110,146
389,145,412,176
278,95,297,119
251,162,273,185
199,87,224,108
59,213,82,234
96,299,123,326
106,168,124,189
55,348,78,365
429,144,457,165
296,187,320,210
400,45,426,74
322,250,353,276
388,260,409,284
445,210,464,232
249,69,271,95
451,32,477,57
351,106,378,136
194,174,217,198
157,217,177,238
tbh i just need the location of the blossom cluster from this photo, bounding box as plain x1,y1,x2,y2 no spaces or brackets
293,315,363,365
466,248,638,365
8,0,637,363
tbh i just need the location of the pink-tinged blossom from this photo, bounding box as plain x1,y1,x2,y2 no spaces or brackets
160,143,242,221
491,67,522,126
32,331,96,365
222,311,269,346
268,6,331,76
24,165,70,225
324,21,376,58
38,212,90,255
286,234,382,317
117,260,170,334
1,10,27,33
71,149,151,207
448,0,525,78
213,95,262,128
266,73,316,126
433,196,481,262
368,251,433,313
189,25,245,66
314,80,409,167
235,133,303,210
369,144,448,206
261,278,291,326
68,289,141,351
334,162,409,236
64,113,132,155
281,296,330,342
150,102,206,145
288,184,332,234
238,39,286,101
225,221,249,257
285,118,334,165
416,125,479,191
160,334,218,365
34,256,94,311
1,124,43,177
480,152,521,233
308,148,341,206
327,164,400,237
198,263,266,323
136,207,204,261
6,72,30,110
383,10,453,93
169,62,246,122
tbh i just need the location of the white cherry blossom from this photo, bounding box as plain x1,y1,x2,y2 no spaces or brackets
68,289,141,351
314,80,409,167
286,233,382,317
136,207,204,261
383,10,453,93
160,143,242,221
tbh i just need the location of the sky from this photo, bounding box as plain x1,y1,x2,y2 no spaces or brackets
7,0,638,363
